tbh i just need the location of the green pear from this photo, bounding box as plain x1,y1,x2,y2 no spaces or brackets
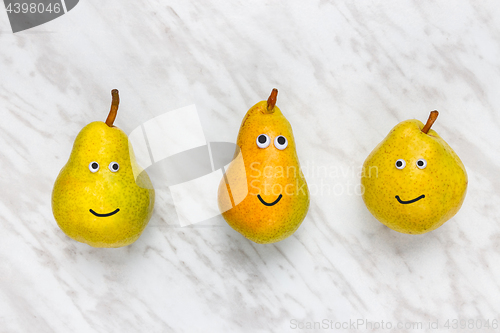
361,111,467,234
52,90,155,247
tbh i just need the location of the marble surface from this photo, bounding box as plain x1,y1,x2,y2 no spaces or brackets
1,1,500,332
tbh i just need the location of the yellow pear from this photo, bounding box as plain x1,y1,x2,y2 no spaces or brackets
218,89,310,243
361,111,467,234
52,90,155,247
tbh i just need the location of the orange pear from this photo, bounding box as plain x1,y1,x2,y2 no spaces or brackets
218,89,310,243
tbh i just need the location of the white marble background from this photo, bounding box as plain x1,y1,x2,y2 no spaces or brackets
1,1,500,332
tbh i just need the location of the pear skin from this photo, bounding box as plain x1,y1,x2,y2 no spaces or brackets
218,89,310,244
361,111,467,234
52,90,155,248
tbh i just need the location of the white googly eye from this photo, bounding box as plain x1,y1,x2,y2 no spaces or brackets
416,159,427,169
109,162,120,172
256,134,271,148
89,161,99,173
274,135,288,150
395,159,406,170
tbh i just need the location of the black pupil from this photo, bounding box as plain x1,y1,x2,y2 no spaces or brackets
112,163,118,170
258,135,267,144
396,161,402,167
92,162,98,169
277,136,286,145
418,160,424,166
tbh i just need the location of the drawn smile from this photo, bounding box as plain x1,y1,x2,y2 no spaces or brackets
395,195,425,204
89,208,120,217
257,194,283,206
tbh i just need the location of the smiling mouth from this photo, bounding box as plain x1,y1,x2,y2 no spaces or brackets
257,194,283,206
89,208,120,217
395,195,425,204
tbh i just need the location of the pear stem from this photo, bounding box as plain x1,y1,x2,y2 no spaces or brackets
266,88,278,113
105,89,120,127
421,110,439,134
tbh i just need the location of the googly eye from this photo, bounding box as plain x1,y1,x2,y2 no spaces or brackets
416,159,427,169
109,162,120,172
89,161,99,173
395,159,406,170
256,134,271,148
274,135,288,150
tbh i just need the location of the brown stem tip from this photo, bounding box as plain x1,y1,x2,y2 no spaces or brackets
105,89,120,127
266,88,278,113
421,110,439,134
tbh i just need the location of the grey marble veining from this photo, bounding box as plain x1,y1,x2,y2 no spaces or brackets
1,1,500,332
